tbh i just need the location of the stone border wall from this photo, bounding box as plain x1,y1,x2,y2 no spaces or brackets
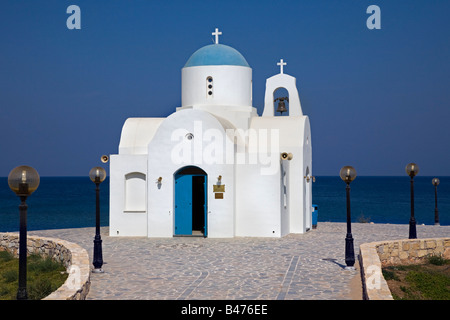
359,238,450,300
0,233,90,300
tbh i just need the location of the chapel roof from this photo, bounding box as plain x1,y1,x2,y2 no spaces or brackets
184,44,250,68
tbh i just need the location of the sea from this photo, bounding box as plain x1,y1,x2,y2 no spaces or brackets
0,176,449,232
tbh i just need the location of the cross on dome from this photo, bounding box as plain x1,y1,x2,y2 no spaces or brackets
277,59,287,74
212,28,222,44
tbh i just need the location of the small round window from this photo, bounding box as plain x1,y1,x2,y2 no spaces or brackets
206,77,213,97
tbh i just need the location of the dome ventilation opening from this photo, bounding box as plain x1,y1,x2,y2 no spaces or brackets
206,76,213,98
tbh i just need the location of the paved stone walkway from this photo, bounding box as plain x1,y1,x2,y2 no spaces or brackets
29,222,450,300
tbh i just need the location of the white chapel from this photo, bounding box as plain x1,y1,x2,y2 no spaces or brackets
109,29,313,238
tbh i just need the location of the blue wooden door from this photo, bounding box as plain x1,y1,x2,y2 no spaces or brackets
174,174,193,235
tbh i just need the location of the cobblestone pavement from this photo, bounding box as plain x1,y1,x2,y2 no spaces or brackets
29,222,450,300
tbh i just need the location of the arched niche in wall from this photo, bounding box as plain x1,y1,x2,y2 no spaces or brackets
124,172,146,212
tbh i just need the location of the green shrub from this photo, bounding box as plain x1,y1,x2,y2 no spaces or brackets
406,270,450,300
0,251,14,263
28,278,54,300
427,254,448,266
28,255,63,273
1,270,18,283
382,269,399,281
0,252,67,300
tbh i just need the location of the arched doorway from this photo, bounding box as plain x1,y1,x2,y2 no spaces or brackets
174,166,207,237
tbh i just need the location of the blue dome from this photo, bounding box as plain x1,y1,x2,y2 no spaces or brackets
184,44,250,68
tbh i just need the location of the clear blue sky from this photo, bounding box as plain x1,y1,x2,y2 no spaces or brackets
1,0,449,177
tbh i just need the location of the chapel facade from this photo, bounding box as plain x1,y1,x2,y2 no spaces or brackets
109,29,313,238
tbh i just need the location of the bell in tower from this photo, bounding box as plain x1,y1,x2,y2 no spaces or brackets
275,97,289,115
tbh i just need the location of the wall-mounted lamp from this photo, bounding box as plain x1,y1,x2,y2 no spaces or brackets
304,175,316,183
156,177,162,189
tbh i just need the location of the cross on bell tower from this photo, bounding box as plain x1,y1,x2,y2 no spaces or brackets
212,28,222,44
277,59,287,74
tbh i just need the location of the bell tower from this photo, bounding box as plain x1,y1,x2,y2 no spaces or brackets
262,59,303,117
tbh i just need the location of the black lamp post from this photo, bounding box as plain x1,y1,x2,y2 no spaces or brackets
7,165,40,300
339,166,357,270
405,163,419,239
432,178,440,226
89,166,106,273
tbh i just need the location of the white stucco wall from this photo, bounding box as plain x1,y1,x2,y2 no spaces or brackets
109,154,148,236
235,161,282,237
248,115,312,235
182,65,252,108
146,109,236,238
